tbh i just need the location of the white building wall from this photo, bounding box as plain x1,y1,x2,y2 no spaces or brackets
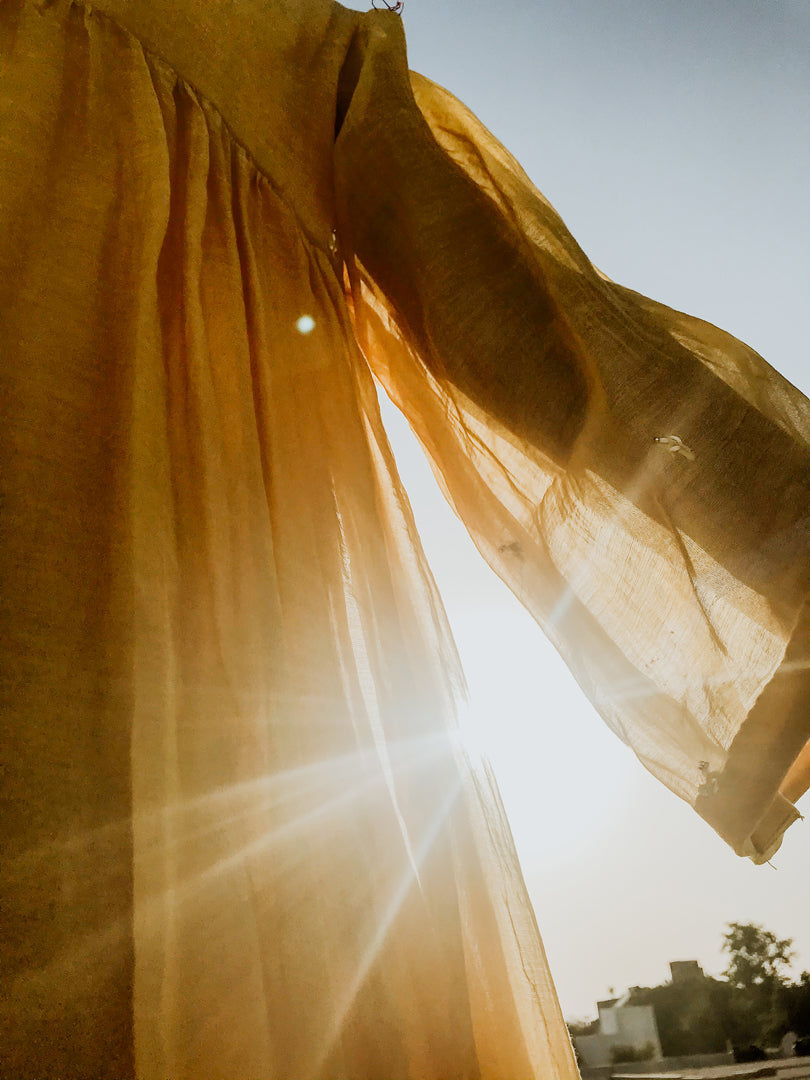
574,1034,618,1068
599,1007,618,1036
574,1003,662,1067
615,1005,662,1058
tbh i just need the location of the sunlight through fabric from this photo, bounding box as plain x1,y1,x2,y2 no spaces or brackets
316,778,463,1076
336,31,809,862
2,1,808,1078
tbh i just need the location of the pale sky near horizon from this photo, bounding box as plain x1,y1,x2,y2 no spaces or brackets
346,0,810,1020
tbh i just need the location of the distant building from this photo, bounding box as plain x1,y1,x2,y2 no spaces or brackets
573,990,663,1068
670,960,704,984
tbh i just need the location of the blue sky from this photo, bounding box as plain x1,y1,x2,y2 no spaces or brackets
349,0,809,1018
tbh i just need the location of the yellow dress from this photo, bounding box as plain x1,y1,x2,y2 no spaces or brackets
1,1,808,1077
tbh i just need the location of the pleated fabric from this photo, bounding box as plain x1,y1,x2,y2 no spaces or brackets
0,1,807,1079
0,2,578,1077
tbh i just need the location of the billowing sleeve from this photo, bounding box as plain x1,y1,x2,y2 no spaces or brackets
334,11,810,863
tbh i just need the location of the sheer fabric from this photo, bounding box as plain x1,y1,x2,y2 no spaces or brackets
335,24,810,860
0,1,808,1078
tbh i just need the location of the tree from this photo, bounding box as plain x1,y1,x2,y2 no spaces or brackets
781,971,810,1039
625,925,800,1056
722,923,795,1047
566,1018,599,1038
722,922,794,991
568,923,807,1060
610,1042,655,1064
629,979,729,1057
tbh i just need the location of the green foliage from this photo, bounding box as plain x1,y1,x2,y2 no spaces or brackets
566,1018,599,1038
569,924,810,1062
722,922,794,991
610,1042,655,1064
629,979,729,1057
627,924,808,1055
719,922,796,1047
783,972,810,1037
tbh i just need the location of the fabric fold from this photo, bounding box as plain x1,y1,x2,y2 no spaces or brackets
334,11,810,863
2,3,583,1077
3,0,809,1078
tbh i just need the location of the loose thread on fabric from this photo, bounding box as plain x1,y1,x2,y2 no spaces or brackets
654,434,696,462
